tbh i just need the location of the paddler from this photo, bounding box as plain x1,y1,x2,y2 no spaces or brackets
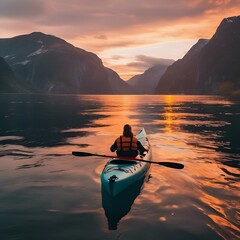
110,124,148,157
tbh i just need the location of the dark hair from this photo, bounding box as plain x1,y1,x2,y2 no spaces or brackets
123,124,133,137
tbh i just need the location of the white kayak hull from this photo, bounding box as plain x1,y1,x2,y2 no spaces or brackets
101,128,152,196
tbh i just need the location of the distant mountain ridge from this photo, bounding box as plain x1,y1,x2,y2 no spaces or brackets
155,16,240,96
127,61,174,94
0,32,132,94
105,67,136,94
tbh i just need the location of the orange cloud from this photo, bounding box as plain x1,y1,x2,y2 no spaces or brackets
208,0,231,6
111,64,142,80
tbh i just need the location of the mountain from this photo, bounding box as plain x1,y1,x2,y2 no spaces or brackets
0,32,114,94
127,61,174,94
155,39,209,94
0,56,26,93
105,68,136,94
155,16,240,96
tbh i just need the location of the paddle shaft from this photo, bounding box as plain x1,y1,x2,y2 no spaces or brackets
72,151,184,169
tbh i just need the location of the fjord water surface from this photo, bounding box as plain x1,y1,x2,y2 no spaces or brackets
0,94,239,240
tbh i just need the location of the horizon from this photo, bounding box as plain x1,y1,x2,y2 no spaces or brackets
0,0,240,80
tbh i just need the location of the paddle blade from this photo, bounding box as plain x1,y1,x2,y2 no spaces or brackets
158,162,184,169
72,151,94,157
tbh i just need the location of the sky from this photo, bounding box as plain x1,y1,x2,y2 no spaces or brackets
0,0,240,80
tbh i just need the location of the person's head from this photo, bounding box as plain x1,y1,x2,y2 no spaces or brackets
123,124,133,137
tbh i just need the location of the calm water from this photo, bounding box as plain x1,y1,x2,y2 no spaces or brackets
0,94,239,240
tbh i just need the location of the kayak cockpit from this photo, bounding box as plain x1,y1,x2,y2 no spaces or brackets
109,159,138,165
101,128,151,196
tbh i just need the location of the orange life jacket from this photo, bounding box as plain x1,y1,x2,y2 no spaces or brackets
116,136,138,151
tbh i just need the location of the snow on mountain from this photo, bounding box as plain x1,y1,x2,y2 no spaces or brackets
225,16,238,23
27,45,48,57
14,60,31,65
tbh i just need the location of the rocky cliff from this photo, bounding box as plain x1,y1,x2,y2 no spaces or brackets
155,16,240,96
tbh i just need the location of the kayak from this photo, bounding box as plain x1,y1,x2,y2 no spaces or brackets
101,128,152,196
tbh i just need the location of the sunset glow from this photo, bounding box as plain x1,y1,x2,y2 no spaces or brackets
0,0,240,79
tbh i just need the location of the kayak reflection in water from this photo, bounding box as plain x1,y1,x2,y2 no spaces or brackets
102,175,146,230
110,124,148,157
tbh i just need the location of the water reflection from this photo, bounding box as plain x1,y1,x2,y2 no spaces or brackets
0,94,108,147
0,94,239,240
102,175,147,230
163,95,176,133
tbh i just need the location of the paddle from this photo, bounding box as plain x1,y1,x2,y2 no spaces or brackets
72,151,184,169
